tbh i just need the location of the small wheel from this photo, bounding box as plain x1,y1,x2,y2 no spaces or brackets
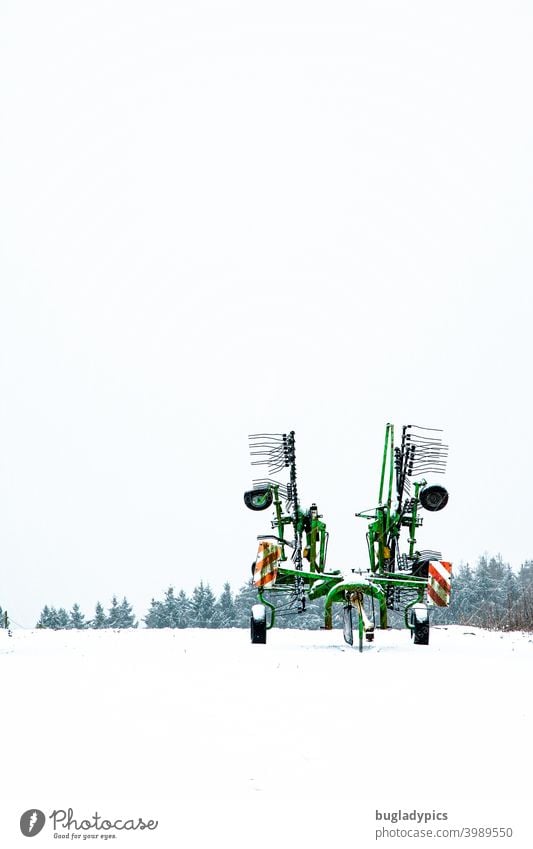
250,604,267,644
365,630,375,642
420,484,448,512
244,488,273,512
342,605,353,646
413,620,429,644
412,604,430,645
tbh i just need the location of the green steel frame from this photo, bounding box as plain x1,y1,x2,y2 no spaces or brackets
245,424,449,648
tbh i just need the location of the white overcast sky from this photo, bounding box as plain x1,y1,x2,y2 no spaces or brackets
1,1,532,627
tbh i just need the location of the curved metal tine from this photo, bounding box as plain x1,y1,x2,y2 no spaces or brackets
408,462,447,473
406,437,448,446
252,477,288,493
406,430,446,439
248,432,285,438
250,447,286,467
250,452,284,465
250,453,286,473
249,445,285,457
408,448,449,459
410,448,448,457
249,442,284,452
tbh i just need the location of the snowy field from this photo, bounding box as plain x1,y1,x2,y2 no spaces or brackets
2,625,533,847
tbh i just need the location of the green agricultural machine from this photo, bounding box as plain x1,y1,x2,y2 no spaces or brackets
243,425,452,651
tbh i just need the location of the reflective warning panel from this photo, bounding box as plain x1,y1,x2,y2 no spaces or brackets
253,541,281,588
427,560,452,606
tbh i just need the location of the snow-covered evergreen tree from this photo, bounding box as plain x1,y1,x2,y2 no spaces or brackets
473,555,513,627
105,595,137,628
36,606,69,629
175,589,191,628
47,607,61,629
118,596,137,628
445,562,476,624
190,581,217,627
144,587,192,628
91,601,107,629
56,608,70,629
233,580,260,627
161,587,179,628
36,605,52,628
518,561,533,590
69,603,86,629
216,582,236,628
144,598,165,628
106,595,121,628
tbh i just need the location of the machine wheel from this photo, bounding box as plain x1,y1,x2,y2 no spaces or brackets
409,602,430,645
413,620,429,644
250,604,267,644
420,484,448,512
244,488,273,511
342,605,353,646
412,604,430,645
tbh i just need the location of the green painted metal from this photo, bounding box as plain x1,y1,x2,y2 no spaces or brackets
323,579,388,630
258,590,277,630
244,424,450,650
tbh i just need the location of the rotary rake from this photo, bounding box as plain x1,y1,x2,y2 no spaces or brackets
243,425,452,650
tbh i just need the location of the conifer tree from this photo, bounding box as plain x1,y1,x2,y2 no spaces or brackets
106,595,121,628
70,603,86,629
175,589,191,628
216,582,236,628
144,598,165,628
233,580,260,627
144,587,193,629
162,587,179,628
190,581,217,627
518,561,533,590
118,596,137,628
36,605,52,628
91,601,107,629
57,608,70,629
47,607,61,629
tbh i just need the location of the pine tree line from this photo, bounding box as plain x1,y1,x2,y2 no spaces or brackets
432,555,533,631
31,580,345,631
19,556,533,633
36,595,137,630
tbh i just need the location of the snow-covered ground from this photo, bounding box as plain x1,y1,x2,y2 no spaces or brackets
2,625,532,847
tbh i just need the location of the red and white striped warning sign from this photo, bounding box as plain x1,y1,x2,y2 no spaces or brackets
427,560,452,606
253,541,281,588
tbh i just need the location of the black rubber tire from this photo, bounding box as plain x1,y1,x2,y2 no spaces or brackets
244,488,273,512
413,619,430,645
420,484,449,512
342,605,353,646
250,609,267,644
